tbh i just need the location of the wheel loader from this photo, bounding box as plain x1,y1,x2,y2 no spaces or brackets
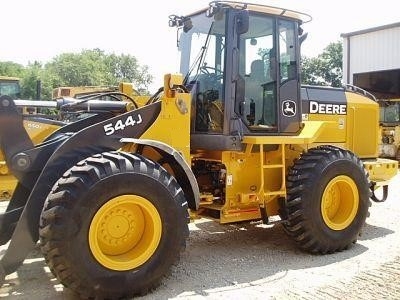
0,1,397,299
0,76,21,100
378,98,400,159
51,82,142,102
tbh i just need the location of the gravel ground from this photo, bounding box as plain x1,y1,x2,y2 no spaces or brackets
0,172,400,299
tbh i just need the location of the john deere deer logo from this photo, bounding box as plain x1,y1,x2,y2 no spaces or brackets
282,100,296,117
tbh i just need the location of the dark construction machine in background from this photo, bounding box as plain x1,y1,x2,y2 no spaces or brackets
0,1,397,299
0,76,22,200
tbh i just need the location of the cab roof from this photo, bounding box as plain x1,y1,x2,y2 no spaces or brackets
0,76,20,81
189,1,312,24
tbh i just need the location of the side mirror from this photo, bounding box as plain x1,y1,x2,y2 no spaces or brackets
236,10,249,35
299,33,308,45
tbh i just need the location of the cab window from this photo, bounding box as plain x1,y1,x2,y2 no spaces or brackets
239,14,277,131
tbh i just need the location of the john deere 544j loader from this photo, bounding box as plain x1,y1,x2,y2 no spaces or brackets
0,1,397,298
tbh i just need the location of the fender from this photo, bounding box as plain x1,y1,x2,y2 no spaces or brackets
121,138,200,210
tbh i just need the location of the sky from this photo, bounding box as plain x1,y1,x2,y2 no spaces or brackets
1,0,399,93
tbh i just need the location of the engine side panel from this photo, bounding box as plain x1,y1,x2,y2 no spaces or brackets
301,86,379,158
345,91,379,158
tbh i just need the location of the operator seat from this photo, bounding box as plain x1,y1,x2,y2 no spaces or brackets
245,60,266,125
249,60,265,82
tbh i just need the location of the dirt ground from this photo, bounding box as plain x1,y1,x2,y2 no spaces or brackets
0,172,400,299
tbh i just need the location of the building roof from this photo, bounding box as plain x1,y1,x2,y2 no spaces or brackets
341,22,400,38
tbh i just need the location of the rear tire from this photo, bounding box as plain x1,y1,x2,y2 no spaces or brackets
39,151,189,299
284,146,371,254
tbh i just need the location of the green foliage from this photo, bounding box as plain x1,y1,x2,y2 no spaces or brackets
46,49,109,87
1,49,153,99
301,41,343,87
106,53,153,89
21,61,43,99
0,61,25,78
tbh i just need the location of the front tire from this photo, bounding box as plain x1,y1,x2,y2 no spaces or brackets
284,146,371,254
39,151,189,299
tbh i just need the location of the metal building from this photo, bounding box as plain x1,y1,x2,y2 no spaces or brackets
342,23,400,159
342,22,400,99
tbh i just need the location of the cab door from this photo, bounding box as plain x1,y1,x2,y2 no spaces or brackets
235,14,302,135
277,19,301,133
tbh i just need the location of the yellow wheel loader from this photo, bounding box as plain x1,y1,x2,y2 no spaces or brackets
52,82,142,102
378,98,400,159
0,76,21,100
0,1,397,299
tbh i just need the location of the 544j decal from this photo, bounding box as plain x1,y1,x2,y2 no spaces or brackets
103,114,143,136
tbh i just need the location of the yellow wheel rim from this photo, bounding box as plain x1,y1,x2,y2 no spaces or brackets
321,175,359,231
89,195,162,271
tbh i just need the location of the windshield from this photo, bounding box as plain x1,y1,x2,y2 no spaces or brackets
178,12,226,84
177,11,226,133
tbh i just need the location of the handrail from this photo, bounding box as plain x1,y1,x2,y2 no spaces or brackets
344,84,377,102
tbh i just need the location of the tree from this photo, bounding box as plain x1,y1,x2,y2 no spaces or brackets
0,61,25,78
301,41,343,87
45,49,109,87
44,49,153,95
1,50,153,99
106,53,153,92
21,61,43,99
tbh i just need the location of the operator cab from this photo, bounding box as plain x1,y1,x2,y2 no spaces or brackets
169,1,311,150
